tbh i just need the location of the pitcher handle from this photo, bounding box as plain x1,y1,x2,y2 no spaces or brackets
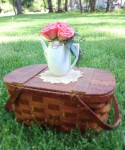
69,43,80,70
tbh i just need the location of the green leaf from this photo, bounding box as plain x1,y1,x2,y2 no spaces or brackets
76,48,84,67
74,33,80,37
66,41,78,57
66,41,72,50
70,43,79,57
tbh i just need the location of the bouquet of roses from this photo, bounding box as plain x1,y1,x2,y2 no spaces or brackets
40,22,74,41
40,22,81,58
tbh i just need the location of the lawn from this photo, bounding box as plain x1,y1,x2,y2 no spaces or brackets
0,11,125,150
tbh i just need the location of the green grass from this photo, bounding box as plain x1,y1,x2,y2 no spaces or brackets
0,11,125,150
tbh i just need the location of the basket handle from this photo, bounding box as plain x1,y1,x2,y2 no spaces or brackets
75,95,120,130
5,87,22,112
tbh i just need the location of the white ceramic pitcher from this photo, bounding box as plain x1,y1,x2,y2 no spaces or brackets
41,39,79,76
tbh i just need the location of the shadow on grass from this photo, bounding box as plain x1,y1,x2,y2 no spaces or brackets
1,23,125,38
0,12,125,22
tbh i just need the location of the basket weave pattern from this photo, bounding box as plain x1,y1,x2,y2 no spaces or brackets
7,85,112,132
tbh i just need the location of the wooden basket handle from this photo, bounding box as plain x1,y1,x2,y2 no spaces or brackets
75,95,120,130
5,87,22,112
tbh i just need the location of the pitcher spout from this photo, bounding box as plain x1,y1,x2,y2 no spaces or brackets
40,39,48,59
40,39,47,51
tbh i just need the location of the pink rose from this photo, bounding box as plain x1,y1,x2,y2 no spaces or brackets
58,27,74,40
40,23,58,40
40,22,74,41
56,21,69,29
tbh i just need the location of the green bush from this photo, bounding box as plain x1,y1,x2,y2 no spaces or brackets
29,0,44,12
0,2,13,13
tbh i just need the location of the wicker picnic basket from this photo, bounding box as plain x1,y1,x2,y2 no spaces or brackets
4,64,120,132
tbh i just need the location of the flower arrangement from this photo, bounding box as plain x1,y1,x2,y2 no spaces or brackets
40,22,74,41
39,22,83,66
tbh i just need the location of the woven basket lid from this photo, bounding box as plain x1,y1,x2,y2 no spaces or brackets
4,64,116,96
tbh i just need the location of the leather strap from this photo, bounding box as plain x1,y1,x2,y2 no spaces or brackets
75,95,120,130
5,87,22,112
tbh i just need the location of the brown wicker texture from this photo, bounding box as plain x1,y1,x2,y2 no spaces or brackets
4,64,120,132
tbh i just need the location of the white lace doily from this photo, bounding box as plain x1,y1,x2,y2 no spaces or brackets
38,69,83,84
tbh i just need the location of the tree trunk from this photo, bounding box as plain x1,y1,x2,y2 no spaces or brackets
106,0,110,12
16,0,22,14
85,0,89,11
47,0,53,13
79,0,83,13
12,0,17,15
89,0,96,12
65,0,68,11
69,0,73,10
58,0,62,12
43,0,47,11
0,7,2,13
